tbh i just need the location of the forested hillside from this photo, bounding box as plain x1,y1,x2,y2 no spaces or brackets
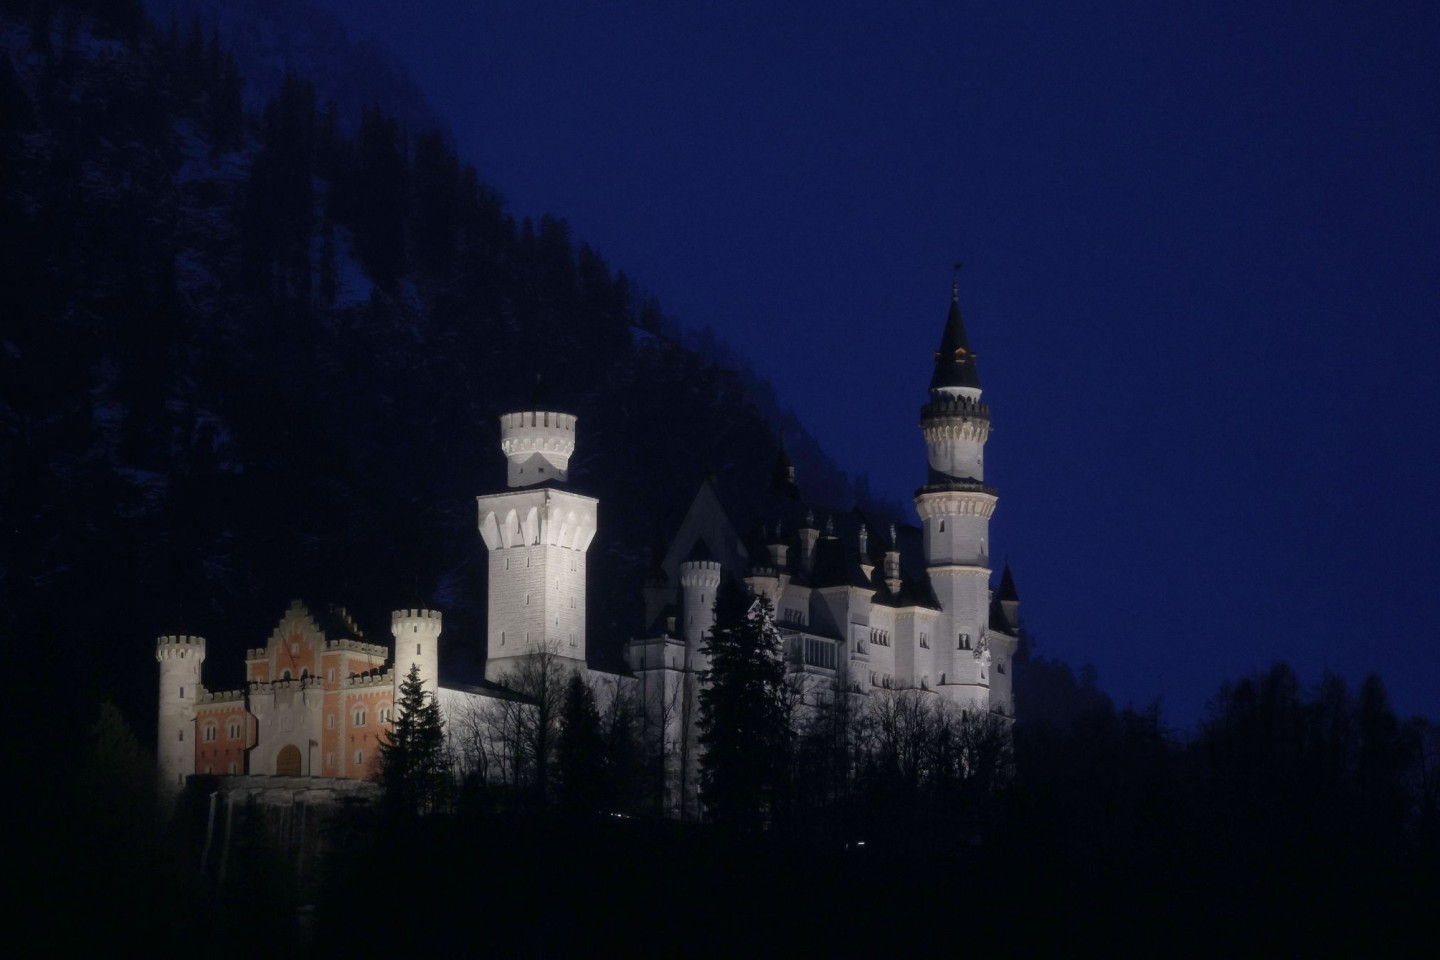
0,1,867,744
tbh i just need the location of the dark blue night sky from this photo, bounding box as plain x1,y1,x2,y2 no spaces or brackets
318,0,1438,728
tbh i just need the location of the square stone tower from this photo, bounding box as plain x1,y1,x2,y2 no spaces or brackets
477,409,596,681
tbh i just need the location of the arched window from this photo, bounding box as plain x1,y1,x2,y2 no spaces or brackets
378,705,392,724
354,750,363,766
353,707,366,726
203,724,217,742
281,669,292,680
227,720,241,740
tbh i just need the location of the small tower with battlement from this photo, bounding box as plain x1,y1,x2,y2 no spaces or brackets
917,276,999,709
156,634,205,792
392,608,442,711
478,404,597,682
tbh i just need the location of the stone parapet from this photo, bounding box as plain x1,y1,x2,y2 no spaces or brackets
156,634,206,661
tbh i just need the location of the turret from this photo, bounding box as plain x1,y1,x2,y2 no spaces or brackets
679,558,722,668
500,410,577,488
796,509,819,579
156,634,205,793
391,608,442,713
884,524,903,595
917,274,998,710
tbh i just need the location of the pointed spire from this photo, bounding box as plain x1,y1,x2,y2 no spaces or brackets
768,423,800,499
997,561,1019,602
930,266,982,392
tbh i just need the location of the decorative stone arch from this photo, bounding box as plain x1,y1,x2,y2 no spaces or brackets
276,744,302,776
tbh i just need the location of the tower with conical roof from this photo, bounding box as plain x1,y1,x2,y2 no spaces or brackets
477,399,597,682
916,275,1012,710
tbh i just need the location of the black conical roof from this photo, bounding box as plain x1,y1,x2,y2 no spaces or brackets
768,428,800,499
997,562,1019,602
930,290,982,392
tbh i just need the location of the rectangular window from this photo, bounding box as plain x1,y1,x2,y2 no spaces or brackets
354,750,363,766
417,643,422,655
327,714,335,729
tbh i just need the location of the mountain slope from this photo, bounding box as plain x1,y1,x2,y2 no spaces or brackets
0,4,878,744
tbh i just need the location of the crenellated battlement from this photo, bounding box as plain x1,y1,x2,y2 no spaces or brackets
679,559,722,588
320,638,389,657
156,635,206,661
198,689,245,705
915,481,999,501
915,488,999,518
500,410,578,486
500,410,577,444
344,670,394,689
249,674,323,694
392,608,443,632
921,396,990,422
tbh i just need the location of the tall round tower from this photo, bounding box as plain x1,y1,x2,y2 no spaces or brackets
391,608,442,712
680,558,723,670
917,279,998,708
156,634,205,792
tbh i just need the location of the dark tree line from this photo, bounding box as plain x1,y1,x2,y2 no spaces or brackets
1,1,857,763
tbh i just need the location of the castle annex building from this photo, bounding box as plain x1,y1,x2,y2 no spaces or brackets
156,287,1021,809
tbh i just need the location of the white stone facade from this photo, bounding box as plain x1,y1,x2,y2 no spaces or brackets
155,289,1020,810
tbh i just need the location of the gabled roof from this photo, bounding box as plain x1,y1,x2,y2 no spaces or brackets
659,477,750,582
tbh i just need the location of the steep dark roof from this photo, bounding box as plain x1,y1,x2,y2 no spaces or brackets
997,562,1019,603
929,290,982,392
768,431,801,500
989,595,1017,635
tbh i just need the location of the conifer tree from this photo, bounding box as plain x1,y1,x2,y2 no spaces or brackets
698,580,789,830
556,672,605,815
378,664,447,815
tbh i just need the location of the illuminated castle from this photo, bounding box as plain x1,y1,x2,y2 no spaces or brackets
155,286,1020,811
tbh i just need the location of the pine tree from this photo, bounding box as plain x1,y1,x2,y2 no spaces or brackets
378,664,447,815
698,580,789,830
556,673,605,815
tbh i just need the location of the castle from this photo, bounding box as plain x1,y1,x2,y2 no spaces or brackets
156,285,1020,814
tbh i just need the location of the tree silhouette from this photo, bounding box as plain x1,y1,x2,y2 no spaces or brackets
556,672,605,815
698,581,788,830
378,664,447,815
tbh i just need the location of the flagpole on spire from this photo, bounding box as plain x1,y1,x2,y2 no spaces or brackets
952,262,963,300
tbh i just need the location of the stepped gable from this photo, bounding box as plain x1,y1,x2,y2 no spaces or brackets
314,603,370,643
